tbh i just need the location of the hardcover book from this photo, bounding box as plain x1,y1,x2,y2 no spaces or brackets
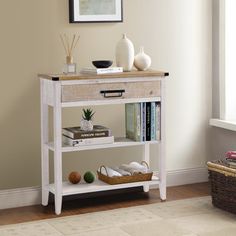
151,102,156,140
146,102,151,141
125,103,141,141
62,135,114,146
142,103,146,141
156,102,161,141
62,125,111,139
80,67,123,74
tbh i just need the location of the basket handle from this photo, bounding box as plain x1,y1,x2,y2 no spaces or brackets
99,165,110,177
141,161,150,169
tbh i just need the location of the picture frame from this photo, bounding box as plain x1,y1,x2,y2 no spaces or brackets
69,0,123,23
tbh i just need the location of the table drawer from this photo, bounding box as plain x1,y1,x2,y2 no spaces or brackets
61,81,161,102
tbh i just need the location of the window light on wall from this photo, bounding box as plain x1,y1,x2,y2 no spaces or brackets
210,0,236,131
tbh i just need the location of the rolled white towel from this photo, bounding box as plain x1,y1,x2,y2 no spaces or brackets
99,166,122,177
119,164,142,175
112,167,131,176
129,162,149,173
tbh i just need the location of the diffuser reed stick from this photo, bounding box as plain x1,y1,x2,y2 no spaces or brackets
60,33,80,63
70,34,76,57
60,35,68,55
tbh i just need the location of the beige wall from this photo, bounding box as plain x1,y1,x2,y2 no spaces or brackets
0,0,212,190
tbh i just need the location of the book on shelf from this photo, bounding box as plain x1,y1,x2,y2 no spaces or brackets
142,103,146,141
125,103,141,141
62,125,111,139
146,102,151,141
62,135,114,147
125,102,161,142
151,102,156,141
155,102,161,141
80,67,123,75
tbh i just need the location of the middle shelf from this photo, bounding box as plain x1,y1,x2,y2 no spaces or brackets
46,137,160,153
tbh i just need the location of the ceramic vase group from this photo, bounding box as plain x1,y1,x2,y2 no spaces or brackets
115,34,151,71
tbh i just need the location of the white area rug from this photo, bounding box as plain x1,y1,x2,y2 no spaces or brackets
0,196,236,236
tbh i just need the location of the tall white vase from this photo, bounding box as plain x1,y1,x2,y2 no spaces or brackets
134,47,151,71
116,34,134,72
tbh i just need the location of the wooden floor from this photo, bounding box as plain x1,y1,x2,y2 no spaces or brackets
0,182,210,226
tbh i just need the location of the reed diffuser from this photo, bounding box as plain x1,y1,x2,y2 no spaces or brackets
60,33,80,74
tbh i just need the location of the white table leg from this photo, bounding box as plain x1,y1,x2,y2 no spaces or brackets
143,143,150,192
53,82,63,215
159,80,166,201
40,79,49,206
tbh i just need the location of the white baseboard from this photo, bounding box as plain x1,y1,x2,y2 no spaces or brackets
0,167,208,210
0,186,41,210
166,167,208,187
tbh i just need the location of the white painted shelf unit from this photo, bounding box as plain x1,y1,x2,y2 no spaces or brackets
39,70,169,215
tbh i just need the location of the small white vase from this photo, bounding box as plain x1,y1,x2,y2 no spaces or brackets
116,34,134,72
80,119,93,131
134,47,151,71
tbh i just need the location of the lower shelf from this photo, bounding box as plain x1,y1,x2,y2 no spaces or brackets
47,176,160,196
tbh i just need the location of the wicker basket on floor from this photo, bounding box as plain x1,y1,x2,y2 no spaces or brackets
97,161,153,185
207,159,236,214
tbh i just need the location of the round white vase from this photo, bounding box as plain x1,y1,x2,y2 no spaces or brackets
134,47,151,71
116,34,134,72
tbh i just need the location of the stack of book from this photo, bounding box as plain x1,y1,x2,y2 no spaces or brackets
225,151,236,168
125,102,161,142
80,67,123,75
62,125,114,147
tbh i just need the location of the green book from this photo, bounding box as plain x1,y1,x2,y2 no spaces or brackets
125,103,141,141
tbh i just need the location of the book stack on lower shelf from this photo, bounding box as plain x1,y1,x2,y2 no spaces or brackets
62,125,114,146
125,102,161,142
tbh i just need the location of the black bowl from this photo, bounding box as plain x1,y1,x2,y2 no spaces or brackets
92,60,113,68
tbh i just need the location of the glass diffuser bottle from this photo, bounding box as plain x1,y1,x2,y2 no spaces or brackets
63,55,76,74
60,34,80,74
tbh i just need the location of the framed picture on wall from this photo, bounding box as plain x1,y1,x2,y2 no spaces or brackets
69,0,123,23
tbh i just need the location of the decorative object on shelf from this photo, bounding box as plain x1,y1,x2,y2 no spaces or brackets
97,161,153,185
115,34,134,72
84,171,96,183
68,171,81,184
69,0,123,23
134,47,151,71
60,33,80,74
81,108,95,131
92,60,113,68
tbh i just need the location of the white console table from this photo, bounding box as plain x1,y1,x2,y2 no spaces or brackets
39,70,169,215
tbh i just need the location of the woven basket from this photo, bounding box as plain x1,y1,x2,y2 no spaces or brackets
207,160,236,214
97,161,153,185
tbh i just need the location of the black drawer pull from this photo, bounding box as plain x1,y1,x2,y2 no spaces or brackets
100,89,125,98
